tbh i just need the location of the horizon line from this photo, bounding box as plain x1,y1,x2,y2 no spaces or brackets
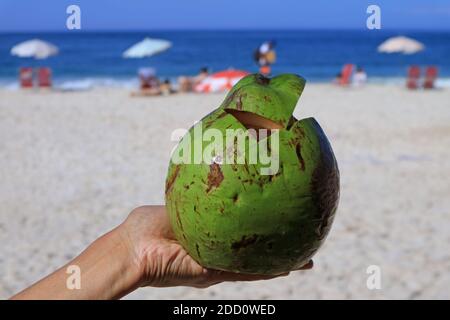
1,27,450,34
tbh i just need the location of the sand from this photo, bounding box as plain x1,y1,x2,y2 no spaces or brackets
0,84,449,299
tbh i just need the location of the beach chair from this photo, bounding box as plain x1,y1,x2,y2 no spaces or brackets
406,66,420,90
423,66,438,89
19,67,33,88
37,67,52,88
339,64,354,86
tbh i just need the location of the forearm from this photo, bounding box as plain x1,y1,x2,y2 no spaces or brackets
11,226,143,300
9,205,300,299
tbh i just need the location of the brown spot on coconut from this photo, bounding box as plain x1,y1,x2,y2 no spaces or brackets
206,163,224,193
165,165,180,194
231,234,259,251
296,143,306,171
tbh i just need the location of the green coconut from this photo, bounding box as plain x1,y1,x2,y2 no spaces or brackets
165,73,339,275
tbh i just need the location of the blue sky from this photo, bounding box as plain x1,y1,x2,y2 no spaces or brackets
1,0,449,31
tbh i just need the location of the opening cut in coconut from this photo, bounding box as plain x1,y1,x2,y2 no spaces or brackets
225,109,283,130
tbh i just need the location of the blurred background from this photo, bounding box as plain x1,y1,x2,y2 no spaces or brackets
0,0,449,299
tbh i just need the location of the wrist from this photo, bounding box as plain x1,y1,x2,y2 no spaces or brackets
67,226,144,299
112,224,146,293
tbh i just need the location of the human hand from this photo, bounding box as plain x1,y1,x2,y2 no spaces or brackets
119,205,313,289
12,205,312,300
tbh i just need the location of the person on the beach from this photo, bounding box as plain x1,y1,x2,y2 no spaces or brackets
352,66,367,87
254,41,276,76
333,72,343,85
132,67,162,96
178,67,209,92
10,205,313,299
160,79,175,96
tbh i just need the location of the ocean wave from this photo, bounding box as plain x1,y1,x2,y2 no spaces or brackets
1,76,450,90
0,77,140,91
56,77,139,91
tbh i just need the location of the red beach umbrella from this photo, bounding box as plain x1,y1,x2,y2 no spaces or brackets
194,69,249,93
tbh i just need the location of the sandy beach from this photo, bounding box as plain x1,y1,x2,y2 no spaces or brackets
0,84,449,299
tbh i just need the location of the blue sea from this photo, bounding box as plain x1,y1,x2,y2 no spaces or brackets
1,30,449,89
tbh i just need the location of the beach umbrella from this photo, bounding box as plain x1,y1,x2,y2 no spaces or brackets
123,37,172,58
10,39,59,59
194,69,250,93
377,36,425,54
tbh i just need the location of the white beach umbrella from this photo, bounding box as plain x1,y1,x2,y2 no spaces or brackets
123,38,172,58
377,36,425,54
10,39,59,59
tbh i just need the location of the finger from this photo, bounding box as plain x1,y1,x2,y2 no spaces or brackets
193,280,224,289
296,260,314,270
204,269,288,283
203,260,313,283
